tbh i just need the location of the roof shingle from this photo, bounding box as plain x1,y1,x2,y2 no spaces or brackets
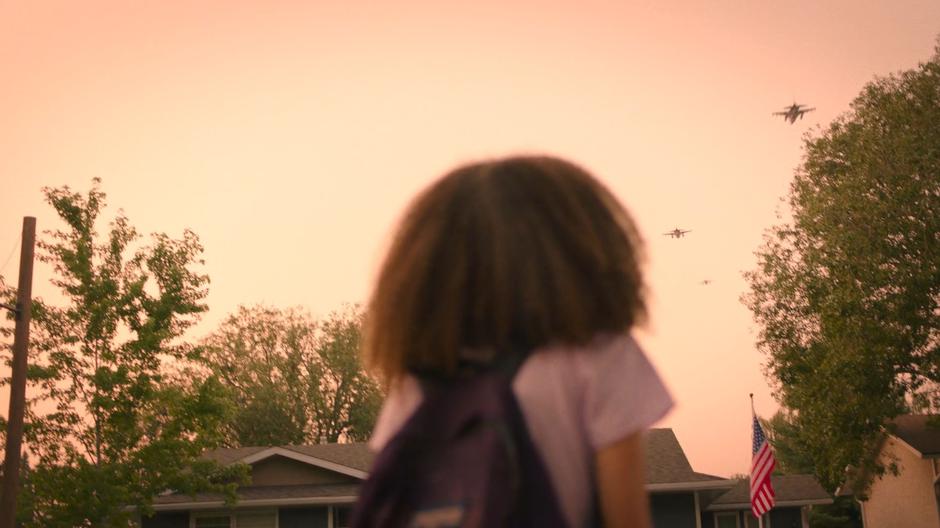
163,428,732,507
153,484,360,506
202,443,373,472
707,474,831,510
644,429,727,485
889,414,940,457
205,429,727,485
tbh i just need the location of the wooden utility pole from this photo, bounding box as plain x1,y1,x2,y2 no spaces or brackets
0,217,36,528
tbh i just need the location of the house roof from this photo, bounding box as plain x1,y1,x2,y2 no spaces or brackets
282,443,374,472
836,415,940,498
151,428,732,511
707,474,832,511
203,443,373,474
151,484,360,511
202,446,268,466
889,414,940,458
644,429,733,490
201,429,731,488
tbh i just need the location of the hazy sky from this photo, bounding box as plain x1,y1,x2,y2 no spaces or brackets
1,0,938,477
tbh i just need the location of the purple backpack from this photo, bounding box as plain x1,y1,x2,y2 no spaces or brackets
351,360,569,528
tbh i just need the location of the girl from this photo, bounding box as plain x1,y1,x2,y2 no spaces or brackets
364,155,673,527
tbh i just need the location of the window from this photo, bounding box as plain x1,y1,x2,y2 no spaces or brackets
191,511,276,528
332,506,352,528
744,511,761,528
715,512,740,528
279,507,328,528
235,511,276,528
194,516,230,528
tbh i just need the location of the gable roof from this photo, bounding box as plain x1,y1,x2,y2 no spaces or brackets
203,446,268,466
889,414,940,458
836,414,940,498
282,444,374,472
152,445,372,511
644,429,733,490
150,429,736,512
201,429,731,490
707,474,832,511
203,443,373,477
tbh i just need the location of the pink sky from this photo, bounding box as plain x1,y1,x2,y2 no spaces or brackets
1,0,938,477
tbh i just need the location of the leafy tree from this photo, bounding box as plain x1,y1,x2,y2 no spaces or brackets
744,43,940,494
201,305,382,446
0,180,244,527
763,413,862,527
761,412,815,475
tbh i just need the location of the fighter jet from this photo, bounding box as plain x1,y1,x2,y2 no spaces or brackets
663,228,691,239
774,103,815,124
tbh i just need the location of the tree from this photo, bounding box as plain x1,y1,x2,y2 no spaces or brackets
0,180,244,527
201,305,382,447
744,43,940,494
761,412,815,476
762,413,862,528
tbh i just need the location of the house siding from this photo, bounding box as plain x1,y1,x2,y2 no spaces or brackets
862,437,940,528
651,492,697,528
250,455,360,486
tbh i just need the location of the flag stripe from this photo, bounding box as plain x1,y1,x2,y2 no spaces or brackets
751,455,774,481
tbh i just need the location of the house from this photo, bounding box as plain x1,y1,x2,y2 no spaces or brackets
142,444,368,528
645,428,738,526
644,429,831,528
705,474,832,528
850,414,940,528
139,429,830,528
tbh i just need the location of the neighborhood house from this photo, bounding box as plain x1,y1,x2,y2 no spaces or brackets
139,429,831,528
844,415,940,528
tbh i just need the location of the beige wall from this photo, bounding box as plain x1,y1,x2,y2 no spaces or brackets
249,455,360,486
862,437,940,528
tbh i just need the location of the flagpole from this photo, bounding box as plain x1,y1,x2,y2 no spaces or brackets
751,393,764,528
748,392,764,528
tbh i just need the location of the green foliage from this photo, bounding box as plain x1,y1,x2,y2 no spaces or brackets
763,413,862,527
807,497,862,528
762,412,816,475
0,180,245,527
744,44,940,494
201,305,382,446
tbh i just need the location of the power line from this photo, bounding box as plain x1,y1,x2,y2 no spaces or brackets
0,233,21,278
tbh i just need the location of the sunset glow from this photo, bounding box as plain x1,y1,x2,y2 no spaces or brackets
2,0,938,477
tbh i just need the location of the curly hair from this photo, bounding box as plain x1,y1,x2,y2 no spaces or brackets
364,155,647,384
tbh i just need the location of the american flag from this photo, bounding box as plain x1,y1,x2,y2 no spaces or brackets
750,414,776,518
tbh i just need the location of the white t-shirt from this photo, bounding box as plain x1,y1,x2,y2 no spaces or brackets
369,333,674,527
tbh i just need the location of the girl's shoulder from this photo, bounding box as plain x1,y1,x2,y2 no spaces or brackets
370,333,672,451
516,333,673,450
519,333,652,388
